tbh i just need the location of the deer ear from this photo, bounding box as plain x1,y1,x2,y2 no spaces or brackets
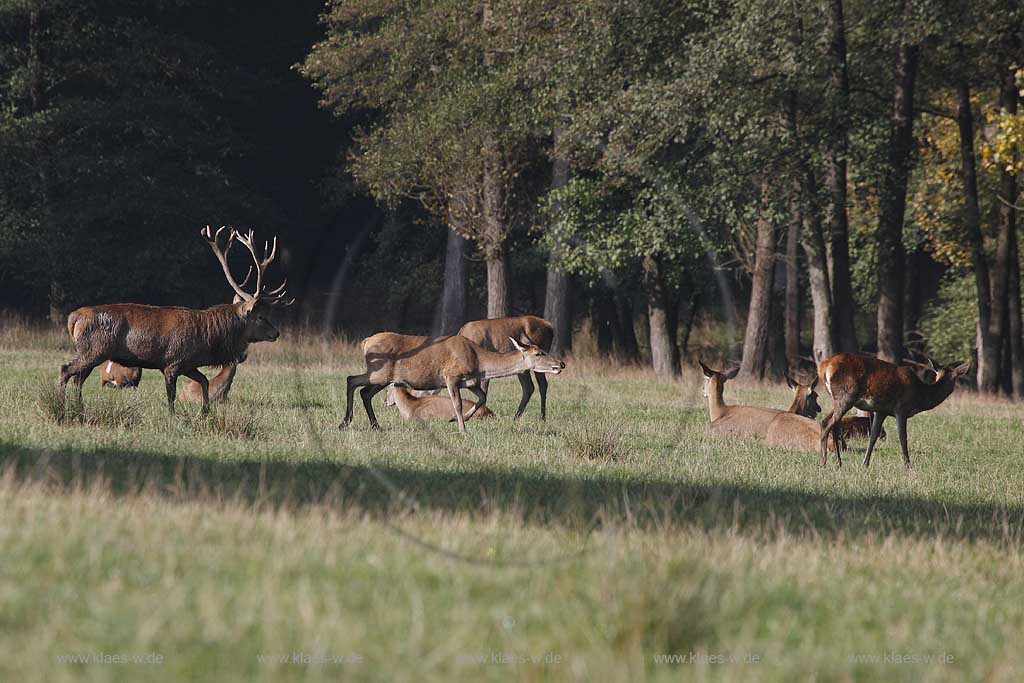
723,366,740,380
699,361,713,378
520,332,535,347
238,298,257,315
952,361,970,377
509,336,526,352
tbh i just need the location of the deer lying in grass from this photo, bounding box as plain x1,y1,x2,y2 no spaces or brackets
458,315,555,420
339,333,564,432
180,363,239,403
59,226,291,415
818,353,970,468
383,384,495,421
763,373,844,453
99,361,142,388
700,362,787,437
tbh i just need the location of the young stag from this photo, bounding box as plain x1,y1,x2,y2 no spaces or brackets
457,315,555,420
99,361,142,388
339,333,565,432
383,384,495,421
817,353,970,468
59,226,292,415
700,362,786,437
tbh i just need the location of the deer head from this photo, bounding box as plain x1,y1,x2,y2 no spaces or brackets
785,372,822,419
509,336,565,374
699,361,739,399
202,226,293,342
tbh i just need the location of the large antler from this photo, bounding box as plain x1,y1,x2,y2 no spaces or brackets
203,225,293,306
202,226,254,302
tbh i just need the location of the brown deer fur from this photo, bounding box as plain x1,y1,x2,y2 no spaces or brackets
181,363,239,403
339,332,565,432
99,361,142,388
458,315,555,420
701,362,786,437
58,226,290,415
817,352,970,468
384,384,495,421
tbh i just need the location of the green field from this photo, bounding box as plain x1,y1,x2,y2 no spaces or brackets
1,326,1023,682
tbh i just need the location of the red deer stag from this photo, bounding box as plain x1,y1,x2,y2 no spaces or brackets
383,384,495,421
59,226,291,415
457,316,555,419
339,333,565,432
817,353,970,468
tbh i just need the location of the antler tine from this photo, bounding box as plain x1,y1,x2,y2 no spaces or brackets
201,225,252,301
230,229,285,300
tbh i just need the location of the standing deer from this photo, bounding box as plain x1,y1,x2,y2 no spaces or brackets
59,226,291,415
99,361,142,388
457,316,555,419
383,384,495,421
339,333,565,432
817,353,970,468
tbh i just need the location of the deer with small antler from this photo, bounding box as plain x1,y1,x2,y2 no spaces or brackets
817,353,970,468
59,226,292,414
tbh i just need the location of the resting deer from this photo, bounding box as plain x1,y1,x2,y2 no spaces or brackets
701,362,787,437
458,315,555,419
817,353,970,468
180,363,239,403
383,384,495,421
339,333,565,432
59,226,292,415
100,361,142,388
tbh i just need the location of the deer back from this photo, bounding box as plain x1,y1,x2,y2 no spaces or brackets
458,315,554,353
766,412,839,452
362,333,478,389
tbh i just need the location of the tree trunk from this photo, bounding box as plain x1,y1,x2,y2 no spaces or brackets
956,58,994,390
680,290,700,360
825,0,857,352
740,192,776,379
999,56,1021,397
784,88,834,361
592,294,615,356
1008,224,1023,398
801,171,835,362
544,130,572,353
875,40,919,363
436,228,469,335
482,156,510,318
643,255,678,379
785,196,801,367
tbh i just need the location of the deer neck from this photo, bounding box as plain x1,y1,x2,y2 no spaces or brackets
391,388,417,419
707,381,727,422
786,391,802,415
911,377,956,415
476,348,527,380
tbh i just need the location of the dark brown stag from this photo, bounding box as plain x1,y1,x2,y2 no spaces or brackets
59,226,291,414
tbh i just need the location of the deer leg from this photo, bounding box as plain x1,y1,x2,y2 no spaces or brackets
162,368,180,415
896,413,911,469
182,368,210,416
821,400,852,467
360,384,386,431
513,372,534,419
463,384,487,420
339,373,369,430
535,372,548,421
446,378,467,433
862,412,885,468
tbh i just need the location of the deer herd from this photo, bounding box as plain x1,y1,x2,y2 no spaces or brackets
56,226,970,468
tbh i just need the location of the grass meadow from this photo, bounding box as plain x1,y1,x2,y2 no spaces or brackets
1,318,1023,682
